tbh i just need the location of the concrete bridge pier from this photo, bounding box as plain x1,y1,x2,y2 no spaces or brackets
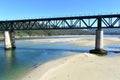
95,29,103,49
4,31,16,50
90,29,107,55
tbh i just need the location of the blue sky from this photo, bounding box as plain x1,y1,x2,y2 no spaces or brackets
0,0,120,20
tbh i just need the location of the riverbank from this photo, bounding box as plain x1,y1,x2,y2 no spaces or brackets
25,37,120,46
20,37,120,80
21,53,120,80
71,37,120,46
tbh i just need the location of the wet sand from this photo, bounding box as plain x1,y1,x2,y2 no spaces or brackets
21,37,120,80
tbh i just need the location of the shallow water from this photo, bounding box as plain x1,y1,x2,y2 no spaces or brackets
0,35,119,80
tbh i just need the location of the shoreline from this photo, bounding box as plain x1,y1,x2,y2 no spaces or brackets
21,53,120,80
24,37,120,46
20,53,96,80
20,37,120,80
71,37,120,46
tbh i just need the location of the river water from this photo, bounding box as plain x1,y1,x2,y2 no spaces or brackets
0,35,120,80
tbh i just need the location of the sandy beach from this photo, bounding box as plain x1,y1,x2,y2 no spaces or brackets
71,38,120,47
25,37,120,46
21,37,120,80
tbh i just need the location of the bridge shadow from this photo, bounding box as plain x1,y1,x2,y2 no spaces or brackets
15,47,89,53
13,47,90,69
14,47,120,57
109,50,120,53
0,46,119,54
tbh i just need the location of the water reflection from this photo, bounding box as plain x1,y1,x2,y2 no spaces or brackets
5,50,16,69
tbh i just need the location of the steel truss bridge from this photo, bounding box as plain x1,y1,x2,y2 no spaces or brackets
0,14,120,31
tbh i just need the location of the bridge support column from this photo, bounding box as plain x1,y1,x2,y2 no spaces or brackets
4,31,16,50
95,29,103,49
90,29,107,55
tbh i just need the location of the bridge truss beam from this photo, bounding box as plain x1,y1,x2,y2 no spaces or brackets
0,14,120,31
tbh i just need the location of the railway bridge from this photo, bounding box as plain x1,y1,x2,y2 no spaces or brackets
1,14,120,54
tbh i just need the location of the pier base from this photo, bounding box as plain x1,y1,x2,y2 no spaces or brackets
90,49,107,55
4,31,16,50
90,29,107,55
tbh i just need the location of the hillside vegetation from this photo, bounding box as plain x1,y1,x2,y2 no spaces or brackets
0,28,120,39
